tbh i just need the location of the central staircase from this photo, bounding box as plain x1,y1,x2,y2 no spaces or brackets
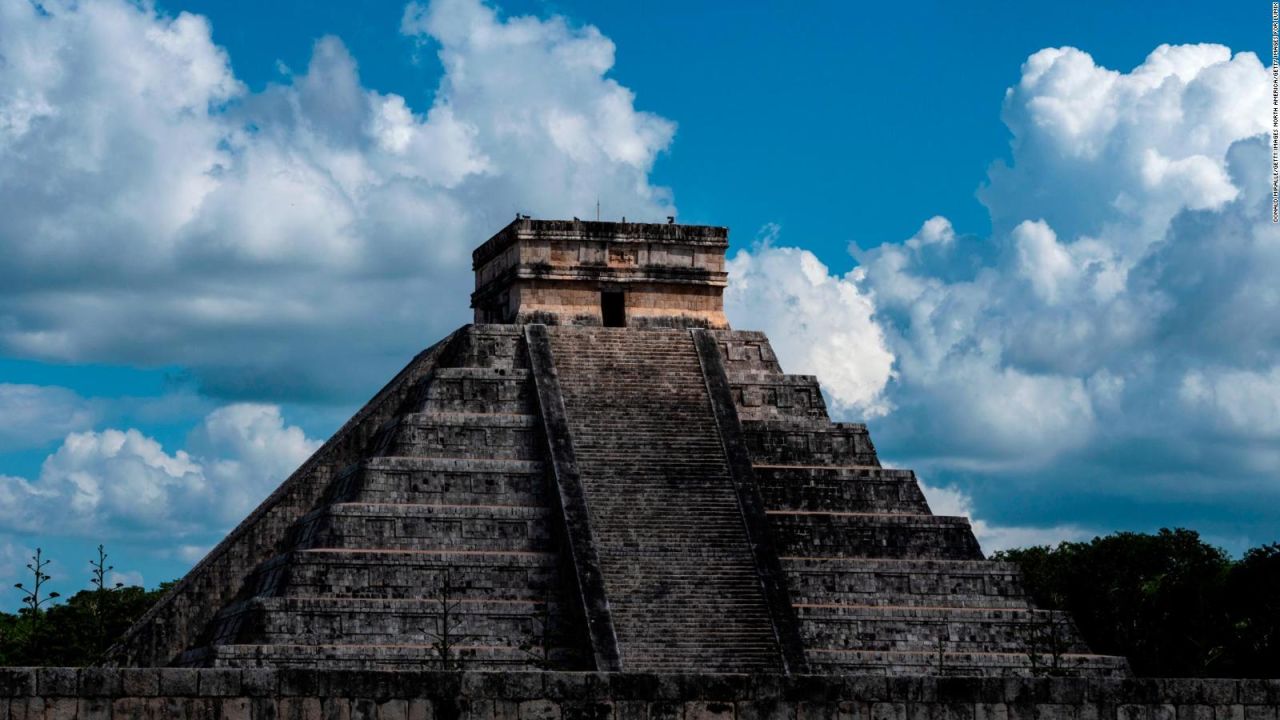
545,327,783,672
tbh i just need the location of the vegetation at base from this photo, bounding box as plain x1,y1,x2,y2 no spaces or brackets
1,546,171,667
996,528,1280,678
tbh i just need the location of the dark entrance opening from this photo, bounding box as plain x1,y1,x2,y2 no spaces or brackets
601,290,626,327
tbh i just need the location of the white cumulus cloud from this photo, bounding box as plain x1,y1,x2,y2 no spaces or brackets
0,384,96,451
0,0,675,402
727,43,1277,548
855,44,1278,544
724,226,895,417
0,404,318,539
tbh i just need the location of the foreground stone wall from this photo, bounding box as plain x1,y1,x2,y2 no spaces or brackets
2,669,1277,720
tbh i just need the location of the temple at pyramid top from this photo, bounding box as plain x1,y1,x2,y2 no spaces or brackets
471,218,730,328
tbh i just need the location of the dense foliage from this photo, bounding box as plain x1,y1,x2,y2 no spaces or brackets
0,583,171,667
995,528,1280,678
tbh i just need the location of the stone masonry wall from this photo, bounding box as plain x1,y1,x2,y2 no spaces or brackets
1,668,1277,720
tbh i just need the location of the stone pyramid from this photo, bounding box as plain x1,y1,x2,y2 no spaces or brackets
109,219,1128,676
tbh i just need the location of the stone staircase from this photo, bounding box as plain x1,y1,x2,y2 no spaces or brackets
707,329,1130,677
544,327,784,672
178,326,590,670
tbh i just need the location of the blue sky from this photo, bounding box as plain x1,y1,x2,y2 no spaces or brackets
0,0,1274,605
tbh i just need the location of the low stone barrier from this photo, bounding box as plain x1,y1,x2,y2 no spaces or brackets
1,669,1278,720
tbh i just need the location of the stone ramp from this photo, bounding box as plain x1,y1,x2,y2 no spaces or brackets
543,327,784,672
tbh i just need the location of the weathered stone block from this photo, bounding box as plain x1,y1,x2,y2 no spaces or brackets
111,697,144,720
36,669,78,698
352,699,377,720
278,672,321,699
463,674,542,702
649,702,684,720
976,704,1009,720
193,699,219,720
1243,708,1277,720
1006,702,1036,720
78,670,121,698
559,702,612,720
837,701,867,720
160,696,190,720
251,698,278,720
377,699,408,720
1034,704,1077,720
120,670,161,698
322,698,352,720
1178,707,1215,720
612,701,647,720
407,699,433,720
242,671,278,698
162,670,200,696
200,671,242,698
44,697,78,720
220,698,252,720
739,700,797,720
873,702,907,720
517,700,559,720
77,697,111,720
0,669,36,697
1215,706,1244,720
687,702,735,720
813,703,857,720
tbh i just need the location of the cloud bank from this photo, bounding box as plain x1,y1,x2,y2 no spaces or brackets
0,403,318,540
0,0,675,402
728,44,1276,550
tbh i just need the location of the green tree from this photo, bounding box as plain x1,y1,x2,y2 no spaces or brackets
1,545,172,667
996,528,1252,677
1222,543,1280,677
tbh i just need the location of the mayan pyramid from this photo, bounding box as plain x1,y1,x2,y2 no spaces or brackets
109,218,1129,676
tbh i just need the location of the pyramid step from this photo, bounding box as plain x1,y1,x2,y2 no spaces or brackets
768,512,984,560
448,325,529,370
247,548,560,600
382,412,541,460
294,502,554,552
795,605,1091,654
742,419,880,467
780,556,1031,608
190,642,552,670
729,373,830,423
702,329,783,376
421,367,534,414
804,648,1131,678
330,456,548,506
754,465,931,514
216,596,577,649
